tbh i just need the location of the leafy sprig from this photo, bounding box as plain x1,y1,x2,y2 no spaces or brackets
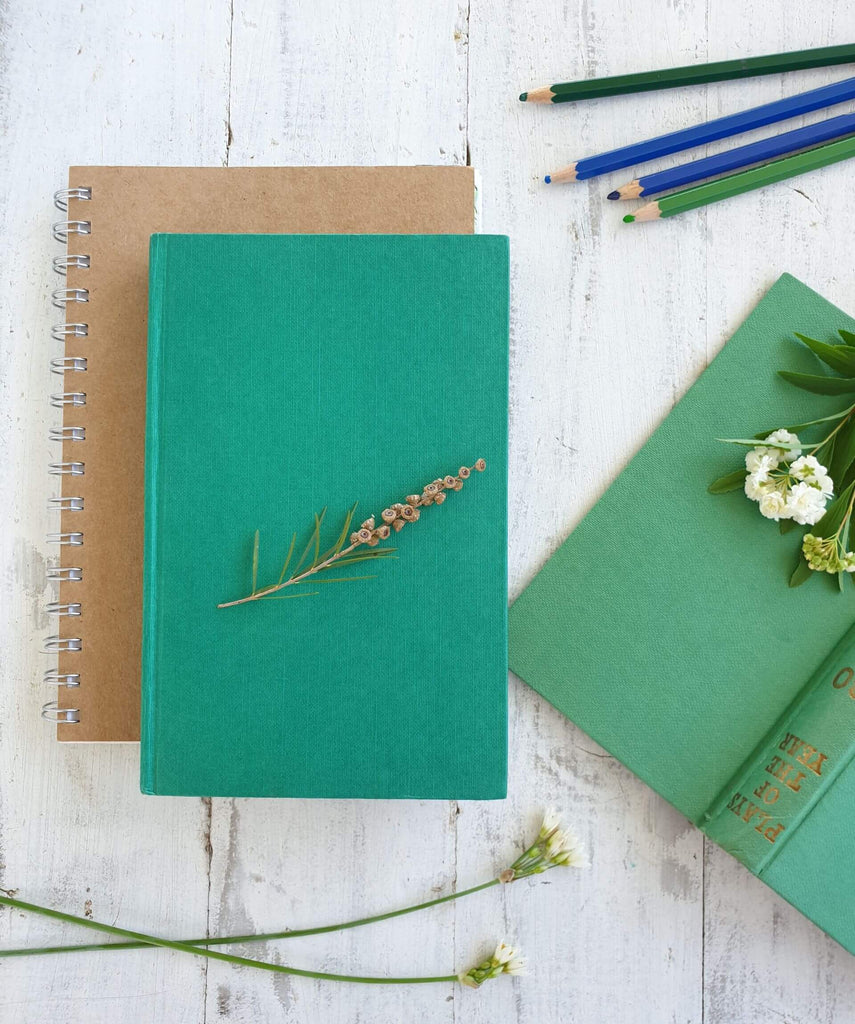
709,329,855,590
218,460,486,608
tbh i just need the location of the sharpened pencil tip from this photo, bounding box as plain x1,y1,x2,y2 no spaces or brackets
623,215,635,223
519,92,528,102
544,175,552,184
607,191,619,200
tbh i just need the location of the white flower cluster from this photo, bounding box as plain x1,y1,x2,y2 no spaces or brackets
744,430,833,526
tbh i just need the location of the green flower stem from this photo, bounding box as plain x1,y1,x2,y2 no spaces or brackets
0,880,500,962
0,895,458,985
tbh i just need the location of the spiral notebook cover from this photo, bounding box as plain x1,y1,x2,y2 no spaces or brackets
508,274,855,952
47,166,477,741
142,233,508,798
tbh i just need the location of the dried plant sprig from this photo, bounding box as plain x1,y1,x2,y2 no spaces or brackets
459,942,526,988
0,811,585,962
218,460,487,608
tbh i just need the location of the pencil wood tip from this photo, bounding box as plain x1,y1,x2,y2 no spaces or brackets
545,163,578,184
523,86,556,104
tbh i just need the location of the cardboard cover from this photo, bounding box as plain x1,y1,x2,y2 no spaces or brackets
57,166,476,741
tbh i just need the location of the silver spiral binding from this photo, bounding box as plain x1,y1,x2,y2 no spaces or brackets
46,532,83,545
47,184,91,728
46,566,83,581
51,287,89,307
48,462,84,476
53,187,91,212
52,220,90,243
46,602,82,617
49,426,85,442
53,255,90,275
50,392,86,408
43,670,80,687
48,496,84,511
50,356,87,374
51,322,88,340
41,701,81,723
43,636,82,652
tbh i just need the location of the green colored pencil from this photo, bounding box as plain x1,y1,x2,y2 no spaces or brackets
623,133,855,222
520,43,855,103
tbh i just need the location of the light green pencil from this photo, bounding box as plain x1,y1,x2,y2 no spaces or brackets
624,133,855,223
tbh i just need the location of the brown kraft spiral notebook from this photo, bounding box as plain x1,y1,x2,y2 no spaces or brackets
46,165,477,741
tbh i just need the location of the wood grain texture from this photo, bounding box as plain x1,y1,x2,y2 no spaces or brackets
1,0,854,1021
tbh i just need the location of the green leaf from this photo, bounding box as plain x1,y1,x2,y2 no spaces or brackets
752,408,853,439
794,332,855,375
277,532,297,585
307,575,378,583
335,504,357,555
251,530,260,594
777,370,855,396
829,415,855,489
810,481,855,537
839,329,855,348
839,570,846,593
789,557,813,588
332,551,398,567
779,518,796,534
312,509,326,568
708,469,747,494
717,438,803,450
259,591,319,600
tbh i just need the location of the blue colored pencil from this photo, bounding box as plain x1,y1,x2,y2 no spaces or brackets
607,111,855,199
545,76,855,183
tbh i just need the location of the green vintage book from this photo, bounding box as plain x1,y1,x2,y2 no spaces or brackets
142,233,509,798
509,274,855,954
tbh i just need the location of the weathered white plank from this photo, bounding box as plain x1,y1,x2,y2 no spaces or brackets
201,3,469,1022
0,2,231,1022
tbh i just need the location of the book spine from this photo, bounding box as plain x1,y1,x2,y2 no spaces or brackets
701,621,855,875
139,234,168,794
42,186,94,728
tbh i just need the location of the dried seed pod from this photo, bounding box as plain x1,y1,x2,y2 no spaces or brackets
392,518,405,532
381,508,397,523
434,491,446,504
350,532,361,544
406,495,421,506
458,465,471,479
401,505,415,520
444,475,457,488
423,482,438,496
376,524,391,540
452,480,463,491
357,527,373,543
367,535,379,547
361,516,375,530
410,508,421,521
475,458,486,472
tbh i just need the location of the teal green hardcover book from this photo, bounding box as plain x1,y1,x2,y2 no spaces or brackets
509,274,855,953
142,233,509,798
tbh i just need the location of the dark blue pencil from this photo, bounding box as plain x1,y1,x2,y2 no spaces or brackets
607,111,855,199
545,76,855,183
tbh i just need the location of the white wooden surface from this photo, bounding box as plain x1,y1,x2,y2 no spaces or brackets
2,1,855,1021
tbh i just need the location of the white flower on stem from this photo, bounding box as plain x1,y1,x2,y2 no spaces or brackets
790,455,834,497
786,482,828,526
745,449,779,476
758,490,791,521
744,472,774,501
501,810,587,882
763,429,801,462
459,942,526,988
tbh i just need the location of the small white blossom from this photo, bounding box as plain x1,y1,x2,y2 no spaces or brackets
758,490,791,521
459,942,526,988
744,472,773,501
745,449,779,476
786,481,828,526
763,429,801,461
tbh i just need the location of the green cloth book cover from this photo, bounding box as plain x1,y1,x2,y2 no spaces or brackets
142,233,509,799
509,274,855,954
